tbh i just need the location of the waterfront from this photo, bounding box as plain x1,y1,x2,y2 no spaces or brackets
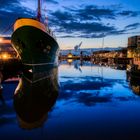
0,60,140,140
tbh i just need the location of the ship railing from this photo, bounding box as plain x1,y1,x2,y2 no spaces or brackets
46,27,56,40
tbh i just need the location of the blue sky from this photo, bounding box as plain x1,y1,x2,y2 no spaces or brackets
0,0,140,49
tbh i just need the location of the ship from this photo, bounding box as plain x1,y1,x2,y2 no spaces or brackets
11,0,59,71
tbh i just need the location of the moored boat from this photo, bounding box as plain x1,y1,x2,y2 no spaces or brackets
11,0,59,71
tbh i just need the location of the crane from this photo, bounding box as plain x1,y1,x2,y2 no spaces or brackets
74,42,82,51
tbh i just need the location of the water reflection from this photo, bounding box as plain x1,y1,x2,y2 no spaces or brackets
59,60,138,107
67,59,73,65
13,66,58,129
0,61,21,106
127,71,140,95
1,60,140,140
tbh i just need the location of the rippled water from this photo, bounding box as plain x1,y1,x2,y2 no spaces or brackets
0,60,140,140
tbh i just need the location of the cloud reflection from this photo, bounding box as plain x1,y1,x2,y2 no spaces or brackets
73,92,112,106
58,74,138,107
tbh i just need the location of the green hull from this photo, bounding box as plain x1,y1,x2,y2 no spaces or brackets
11,25,59,66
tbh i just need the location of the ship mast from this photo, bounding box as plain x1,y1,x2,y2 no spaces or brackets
37,0,41,21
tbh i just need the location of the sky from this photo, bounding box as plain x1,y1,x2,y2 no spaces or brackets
0,0,140,49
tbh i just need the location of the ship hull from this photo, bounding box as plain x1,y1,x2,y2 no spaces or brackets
11,18,59,69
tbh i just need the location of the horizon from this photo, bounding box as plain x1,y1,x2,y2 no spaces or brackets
59,46,126,51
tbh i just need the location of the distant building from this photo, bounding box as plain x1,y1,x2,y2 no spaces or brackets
59,47,123,60
0,36,17,60
92,49,127,59
128,36,140,48
127,35,140,58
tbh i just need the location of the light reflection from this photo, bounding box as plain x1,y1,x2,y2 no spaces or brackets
1,60,140,139
127,70,140,95
67,59,73,64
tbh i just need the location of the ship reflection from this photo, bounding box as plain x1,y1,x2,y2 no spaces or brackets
13,66,58,129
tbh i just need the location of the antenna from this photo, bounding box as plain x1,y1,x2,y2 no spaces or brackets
44,6,48,26
37,0,41,21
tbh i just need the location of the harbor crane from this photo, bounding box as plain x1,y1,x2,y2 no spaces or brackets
74,42,82,51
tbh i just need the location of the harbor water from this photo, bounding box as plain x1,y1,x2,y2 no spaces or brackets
0,60,140,140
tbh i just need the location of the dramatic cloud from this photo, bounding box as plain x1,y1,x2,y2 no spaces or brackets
64,5,117,21
63,5,140,20
48,5,140,38
46,0,59,4
49,9,117,38
50,10,74,22
0,7,34,34
0,0,58,8
125,23,140,30
118,10,139,17
29,0,59,4
0,0,58,34
0,1,140,38
0,0,20,8
0,0,36,34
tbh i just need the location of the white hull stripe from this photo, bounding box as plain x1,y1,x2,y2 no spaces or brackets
23,62,57,66
23,74,52,84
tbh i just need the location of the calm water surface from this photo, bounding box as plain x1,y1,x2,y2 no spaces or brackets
0,60,140,140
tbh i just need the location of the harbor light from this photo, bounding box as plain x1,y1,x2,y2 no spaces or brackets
2,53,9,60
0,37,3,43
67,53,73,59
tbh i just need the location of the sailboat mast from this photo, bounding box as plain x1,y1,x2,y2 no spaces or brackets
37,0,41,21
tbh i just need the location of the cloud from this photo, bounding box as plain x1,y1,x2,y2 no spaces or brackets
0,0,59,34
125,23,140,30
63,5,140,21
55,21,116,33
0,0,35,34
0,0,20,9
0,1,140,38
64,5,117,21
118,10,140,17
47,0,59,4
29,0,59,5
49,9,118,38
0,9,34,34
50,10,74,22
49,5,140,38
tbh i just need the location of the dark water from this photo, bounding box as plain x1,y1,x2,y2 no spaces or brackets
0,60,140,140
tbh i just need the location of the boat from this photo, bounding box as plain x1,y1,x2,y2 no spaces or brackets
11,0,59,71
